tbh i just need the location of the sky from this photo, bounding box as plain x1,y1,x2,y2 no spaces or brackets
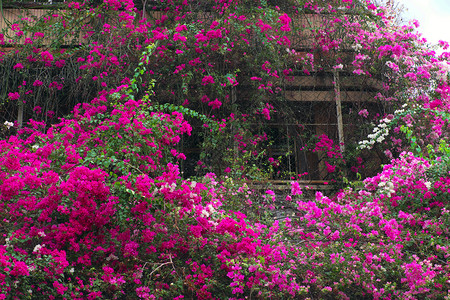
397,0,450,48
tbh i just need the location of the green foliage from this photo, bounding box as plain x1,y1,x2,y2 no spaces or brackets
426,139,450,181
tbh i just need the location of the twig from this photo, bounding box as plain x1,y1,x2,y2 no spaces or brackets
149,254,174,277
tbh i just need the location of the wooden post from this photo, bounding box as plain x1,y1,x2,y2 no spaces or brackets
231,86,238,160
333,70,345,153
17,102,23,128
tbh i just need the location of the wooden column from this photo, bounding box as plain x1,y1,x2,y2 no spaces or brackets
333,70,345,153
17,102,23,128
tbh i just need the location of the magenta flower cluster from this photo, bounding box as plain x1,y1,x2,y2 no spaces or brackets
1,0,450,298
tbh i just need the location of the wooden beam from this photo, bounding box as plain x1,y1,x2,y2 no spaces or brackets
284,90,376,102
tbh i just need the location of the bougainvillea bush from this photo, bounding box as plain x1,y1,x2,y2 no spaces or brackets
3,0,450,181
1,96,450,299
1,0,450,298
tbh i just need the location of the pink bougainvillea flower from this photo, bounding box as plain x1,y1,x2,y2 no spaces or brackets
10,261,30,276
49,81,63,90
173,33,187,42
278,13,292,31
53,281,68,295
325,161,336,173
206,29,222,39
33,106,42,114
201,95,209,103
227,76,238,86
210,21,219,29
429,99,442,109
152,29,168,40
358,109,369,118
33,80,43,87
13,63,24,70
33,32,44,39
46,110,55,118
8,92,20,100
262,107,270,120
55,59,65,68
261,103,273,120
175,24,187,32
11,23,20,31
208,99,222,109
123,241,139,257
291,181,302,196
201,75,215,85
40,51,54,62
439,40,449,50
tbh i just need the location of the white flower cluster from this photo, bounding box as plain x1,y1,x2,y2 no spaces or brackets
200,204,216,218
33,244,43,253
352,43,362,52
4,237,12,249
359,105,408,150
4,121,13,129
358,117,392,150
153,182,177,196
377,178,395,197
436,61,450,81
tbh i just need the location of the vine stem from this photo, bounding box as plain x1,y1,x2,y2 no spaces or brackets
148,254,174,277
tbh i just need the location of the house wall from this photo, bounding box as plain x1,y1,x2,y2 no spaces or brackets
0,6,384,182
